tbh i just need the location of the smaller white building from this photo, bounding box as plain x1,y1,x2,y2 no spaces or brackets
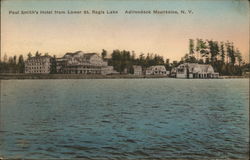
146,65,168,75
25,56,51,74
133,65,142,75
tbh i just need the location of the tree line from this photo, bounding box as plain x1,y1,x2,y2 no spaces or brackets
0,41,249,75
104,49,168,74
0,54,25,73
181,39,248,75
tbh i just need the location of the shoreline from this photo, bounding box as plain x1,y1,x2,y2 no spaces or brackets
0,74,168,80
0,74,248,80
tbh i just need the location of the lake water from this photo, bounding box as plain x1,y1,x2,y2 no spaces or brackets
0,79,249,159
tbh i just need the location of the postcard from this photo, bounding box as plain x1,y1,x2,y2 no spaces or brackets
0,0,249,159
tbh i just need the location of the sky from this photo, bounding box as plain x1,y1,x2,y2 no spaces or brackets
1,0,249,62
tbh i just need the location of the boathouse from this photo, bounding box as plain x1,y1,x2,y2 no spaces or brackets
176,63,219,78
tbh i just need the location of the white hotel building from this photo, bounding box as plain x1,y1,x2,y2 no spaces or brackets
56,51,116,75
25,56,51,74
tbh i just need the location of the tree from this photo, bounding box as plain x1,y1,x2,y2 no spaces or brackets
18,55,24,64
27,52,32,59
101,49,107,60
50,55,57,74
220,42,225,63
13,55,17,64
207,40,219,64
226,42,236,65
165,58,170,70
182,53,197,63
3,54,8,62
200,40,209,58
189,39,195,56
171,61,179,68
196,39,208,61
110,50,123,73
131,51,136,62
214,41,220,62
235,48,242,66
153,54,165,65
138,53,145,67
35,51,41,57
230,43,236,65
195,38,201,59
18,55,25,73
8,56,14,64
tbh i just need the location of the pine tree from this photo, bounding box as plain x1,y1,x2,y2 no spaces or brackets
220,42,225,63
189,39,195,56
